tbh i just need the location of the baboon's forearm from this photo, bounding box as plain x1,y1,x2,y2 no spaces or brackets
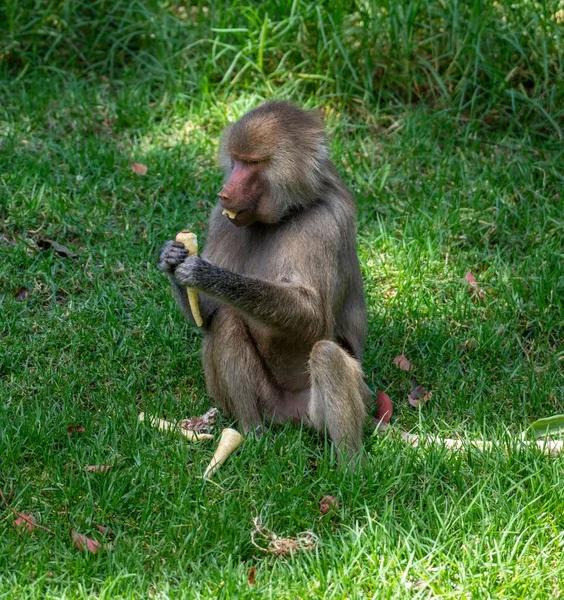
190,263,322,338
169,276,217,328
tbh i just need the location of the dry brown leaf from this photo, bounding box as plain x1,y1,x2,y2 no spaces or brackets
84,465,112,473
376,390,393,423
14,287,29,301
465,270,486,299
67,425,85,436
95,524,116,538
70,530,103,553
130,162,148,176
248,566,256,586
319,495,339,515
408,381,432,408
1,234,16,245
37,238,78,258
13,512,36,533
374,420,390,433
393,354,413,372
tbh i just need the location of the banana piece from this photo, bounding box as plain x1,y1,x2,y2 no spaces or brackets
175,231,203,327
222,209,238,219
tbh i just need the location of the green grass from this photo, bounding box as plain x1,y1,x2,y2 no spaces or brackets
1,1,564,598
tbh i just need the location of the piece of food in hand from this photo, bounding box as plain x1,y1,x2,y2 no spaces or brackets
203,428,244,479
222,209,238,219
139,412,214,441
175,230,203,327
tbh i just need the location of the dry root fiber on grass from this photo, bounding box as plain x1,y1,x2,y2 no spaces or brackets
250,517,318,556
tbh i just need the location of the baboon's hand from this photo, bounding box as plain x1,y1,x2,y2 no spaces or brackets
159,241,188,273
174,255,208,288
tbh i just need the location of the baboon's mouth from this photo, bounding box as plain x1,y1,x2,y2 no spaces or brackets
221,209,239,220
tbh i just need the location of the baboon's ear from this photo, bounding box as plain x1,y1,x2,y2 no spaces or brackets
311,107,325,122
307,108,326,129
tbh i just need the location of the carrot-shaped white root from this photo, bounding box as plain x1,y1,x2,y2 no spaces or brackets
175,230,203,327
138,412,213,442
401,432,564,455
222,209,238,219
203,428,244,479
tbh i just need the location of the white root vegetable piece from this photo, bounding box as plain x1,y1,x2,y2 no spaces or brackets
138,412,214,441
175,230,203,327
203,428,244,479
221,209,238,219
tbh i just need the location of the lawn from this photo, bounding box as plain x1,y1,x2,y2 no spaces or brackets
1,1,564,598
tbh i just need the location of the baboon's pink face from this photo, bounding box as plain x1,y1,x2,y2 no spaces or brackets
218,155,269,227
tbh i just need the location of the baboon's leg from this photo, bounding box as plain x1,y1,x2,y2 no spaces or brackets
308,340,369,458
202,308,278,432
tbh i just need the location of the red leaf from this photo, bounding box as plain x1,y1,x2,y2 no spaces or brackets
67,425,85,436
13,512,36,533
375,391,393,423
465,271,477,286
319,495,340,515
408,381,432,408
248,566,256,586
95,524,115,538
393,354,413,372
465,271,486,299
84,465,111,472
130,162,148,175
15,287,29,301
71,530,103,553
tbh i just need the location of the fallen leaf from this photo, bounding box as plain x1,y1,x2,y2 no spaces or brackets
130,162,148,176
408,381,432,408
248,566,256,585
376,390,393,423
13,512,36,533
319,495,339,515
1,234,16,245
393,354,413,372
95,524,116,538
14,287,29,301
374,420,390,433
465,270,486,299
84,465,111,473
37,239,78,258
70,530,103,553
67,425,85,437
